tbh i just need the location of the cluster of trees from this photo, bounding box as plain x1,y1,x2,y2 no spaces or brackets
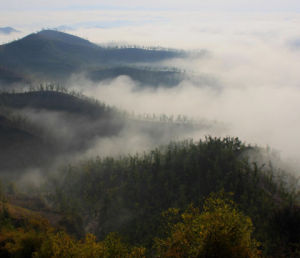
88,66,184,87
1,192,262,257
0,86,206,126
0,204,145,257
155,193,261,257
0,87,116,119
46,137,299,257
0,86,203,125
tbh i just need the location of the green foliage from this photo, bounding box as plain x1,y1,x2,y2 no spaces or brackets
0,180,5,201
7,182,17,195
36,231,146,258
0,206,145,258
155,193,261,257
0,193,262,258
48,137,299,256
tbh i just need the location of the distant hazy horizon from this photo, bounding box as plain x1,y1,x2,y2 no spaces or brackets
1,0,300,45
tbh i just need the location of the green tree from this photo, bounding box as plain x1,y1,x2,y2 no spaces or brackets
155,193,261,258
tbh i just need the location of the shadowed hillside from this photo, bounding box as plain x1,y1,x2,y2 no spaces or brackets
0,89,124,173
0,67,29,85
46,137,300,257
0,88,210,175
0,30,188,85
0,114,52,172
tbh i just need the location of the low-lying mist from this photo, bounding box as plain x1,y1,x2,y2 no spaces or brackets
67,37,300,169
0,88,218,185
2,12,300,183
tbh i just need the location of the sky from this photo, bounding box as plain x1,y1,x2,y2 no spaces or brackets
1,0,300,37
2,0,300,11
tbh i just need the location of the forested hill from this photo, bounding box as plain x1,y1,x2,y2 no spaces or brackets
44,137,300,257
0,88,209,174
0,113,51,172
0,89,123,174
0,30,188,85
0,89,116,118
0,66,30,85
0,128,299,256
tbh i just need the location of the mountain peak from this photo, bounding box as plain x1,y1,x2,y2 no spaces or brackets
0,30,186,82
26,29,95,48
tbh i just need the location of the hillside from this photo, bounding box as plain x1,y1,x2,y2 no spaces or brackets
0,90,116,117
0,30,187,85
0,112,54,173
0,89,124,174
0,67,29,86
45,137,300,257
0,191,263,257
87,66,184,87
0,128,299,256
0,88,208,174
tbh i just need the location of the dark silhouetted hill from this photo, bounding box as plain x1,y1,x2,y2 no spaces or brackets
0,66,30,85
0,89,207,174
0,30,187,84
0,114,52,172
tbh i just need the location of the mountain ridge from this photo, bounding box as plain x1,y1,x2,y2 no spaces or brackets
0,30,187,85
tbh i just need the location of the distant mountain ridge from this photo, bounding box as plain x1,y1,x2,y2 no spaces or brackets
0,27,19,34
0,89,207,174
0,30,187,85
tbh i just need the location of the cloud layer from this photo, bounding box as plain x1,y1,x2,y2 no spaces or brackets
1,8,300,166
62,13,300,163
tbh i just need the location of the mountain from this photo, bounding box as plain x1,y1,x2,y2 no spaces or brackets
87,66,184,87
0,89,122,174
0,89,209,174
0,113,52,173
48,137,300,256
0,66,30,85
0,27,19,35
0,30,187,85
0,136,299,257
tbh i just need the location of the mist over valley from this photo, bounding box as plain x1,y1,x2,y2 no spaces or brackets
0,7,299,257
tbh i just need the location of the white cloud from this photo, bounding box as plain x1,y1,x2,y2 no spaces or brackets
62,12,300,163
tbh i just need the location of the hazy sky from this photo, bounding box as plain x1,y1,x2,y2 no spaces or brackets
2,0,300,12
1,0,300,33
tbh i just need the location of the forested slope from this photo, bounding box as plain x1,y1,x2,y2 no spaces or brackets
0,88,208,175
47,137,300,257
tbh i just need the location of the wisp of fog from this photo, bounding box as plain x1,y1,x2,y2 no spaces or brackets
66,13,300,167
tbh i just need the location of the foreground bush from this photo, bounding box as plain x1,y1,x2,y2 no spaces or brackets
155,193,261,258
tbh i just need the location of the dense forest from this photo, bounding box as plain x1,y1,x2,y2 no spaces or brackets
1,137,299,257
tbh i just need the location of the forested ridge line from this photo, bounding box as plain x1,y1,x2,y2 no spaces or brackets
45,137,300,257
